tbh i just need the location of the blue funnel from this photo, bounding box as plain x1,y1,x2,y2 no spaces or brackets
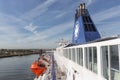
72,3,101,44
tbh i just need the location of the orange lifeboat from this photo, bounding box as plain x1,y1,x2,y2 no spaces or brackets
30,61,47,77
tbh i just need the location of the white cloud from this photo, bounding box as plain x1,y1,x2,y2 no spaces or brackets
19,20,74,43
39,21,73,36
0,13,25,25
55,12,67,18
0,0,59,48
0,13,29,38
0,13,30,46
93,5,120,23
98,22,120,37
21,0,57,20
24,23,38,35
91,5,120,37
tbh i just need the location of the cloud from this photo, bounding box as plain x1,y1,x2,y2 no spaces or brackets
93,5,120,23
55,12,67,19
24,23,38,35
90,5,120,37
21,0,57,20
97,21,120,37
19,20,74,43
39,21,73,36
0,13,31,46
0,13,25,25
0,25,30,49
0,0,59,48
0,12,29,38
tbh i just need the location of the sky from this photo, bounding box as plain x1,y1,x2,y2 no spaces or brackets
0,0,120,49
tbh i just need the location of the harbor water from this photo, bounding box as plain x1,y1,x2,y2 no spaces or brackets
0,54,38,80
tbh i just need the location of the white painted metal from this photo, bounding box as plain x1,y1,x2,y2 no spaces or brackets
54,38,120,80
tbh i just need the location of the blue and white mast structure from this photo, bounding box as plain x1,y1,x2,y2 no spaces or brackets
72,3,101,44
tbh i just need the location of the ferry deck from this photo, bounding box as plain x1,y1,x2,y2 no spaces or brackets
55,37,120,80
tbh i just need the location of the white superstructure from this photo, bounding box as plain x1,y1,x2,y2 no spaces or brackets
54,37,120,80
53,3,120,80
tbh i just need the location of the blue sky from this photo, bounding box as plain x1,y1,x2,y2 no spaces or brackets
0,0,120,49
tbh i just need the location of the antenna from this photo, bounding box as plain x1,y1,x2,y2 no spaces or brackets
56,39,70,46
100,31,106,37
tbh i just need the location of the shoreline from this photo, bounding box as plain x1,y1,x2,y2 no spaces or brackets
0,53,38,58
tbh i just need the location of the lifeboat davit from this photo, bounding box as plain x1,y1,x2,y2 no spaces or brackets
30,61,47,77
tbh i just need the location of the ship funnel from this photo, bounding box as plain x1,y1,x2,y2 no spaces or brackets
72,3,101,44
80,3,85,10
75,3,86,21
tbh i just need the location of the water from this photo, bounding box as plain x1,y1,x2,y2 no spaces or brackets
0,54,39,80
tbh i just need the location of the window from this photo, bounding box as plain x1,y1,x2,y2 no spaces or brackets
72,48,76,62
110,45,120,80
101,46,108,79
89,47,92,70
65,49,68,58
85,48,89,69
77,48,80,65
93,47,97,73
110,45,119,70
80,48,83,66
69,49,71,60
101,45,120,80
85,47,98,73
63,49,67,58
77,48,83,66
